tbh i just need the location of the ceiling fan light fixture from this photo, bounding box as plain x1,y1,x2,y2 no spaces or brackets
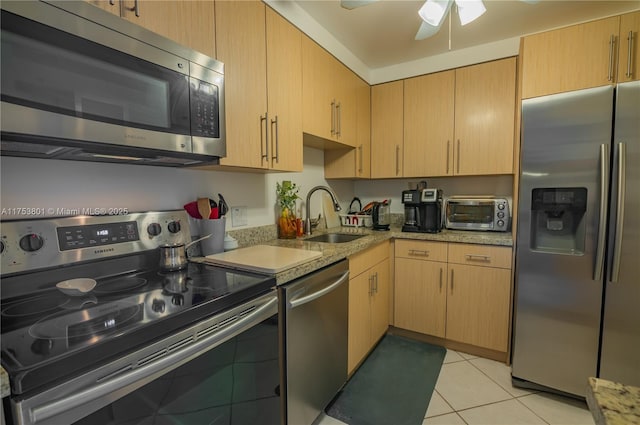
455,0,486,25
418,0,451,27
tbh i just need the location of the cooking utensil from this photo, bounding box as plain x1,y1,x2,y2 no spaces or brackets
184,199,219,219
197,198,211,221
218,193,229,216
56,278,97,296
159,234,212,271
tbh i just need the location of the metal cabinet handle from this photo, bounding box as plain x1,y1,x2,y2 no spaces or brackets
127,0,139,17
395,145,400,176
375,272,379,293
465,254,491,262
450,269,454,294
626,31,634,79
446,140,450,174
331,100,336,136
594,144,610,281
439,268,443,291
260,113,269,161
368,274,373,295
358,144,363,174
336,102,342,137
408,249,429,257
608,34,615,82
456,139,461,174
611,142,626,283
271,116,279,163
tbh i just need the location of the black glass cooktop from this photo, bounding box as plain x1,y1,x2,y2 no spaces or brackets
1,262,275,395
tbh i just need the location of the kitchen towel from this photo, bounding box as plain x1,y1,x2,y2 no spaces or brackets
326,334,446,425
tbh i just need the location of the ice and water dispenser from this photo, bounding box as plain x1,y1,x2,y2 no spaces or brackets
530,188,587,255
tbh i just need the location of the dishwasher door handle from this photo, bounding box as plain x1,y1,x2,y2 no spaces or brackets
288,271,350,309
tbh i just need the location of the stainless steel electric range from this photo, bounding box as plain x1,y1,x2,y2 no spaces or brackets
1,211,280,425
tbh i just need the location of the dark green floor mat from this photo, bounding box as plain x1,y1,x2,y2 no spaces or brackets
326,334,446,425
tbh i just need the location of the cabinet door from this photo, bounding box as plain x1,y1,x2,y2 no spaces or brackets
84,0,120,15
370,258,390,343
618,11,640,82
302,36,335,142
348,271,373,374
521,16,620,99
266,8,302,172
216,1,268,169
454,58,516,176
324,76,370,178
446,264,511,352
395,258,447,338
404,70,455,177
120,1,216,58
335,63,358,147
371,81,403,178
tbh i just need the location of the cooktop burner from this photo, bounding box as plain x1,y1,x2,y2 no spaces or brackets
93,277,148,294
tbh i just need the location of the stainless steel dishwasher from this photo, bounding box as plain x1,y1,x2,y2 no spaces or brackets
279,260,349,425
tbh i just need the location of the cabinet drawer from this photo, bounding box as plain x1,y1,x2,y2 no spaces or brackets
448,243,512,269
349,241,389,278
395,239,447,262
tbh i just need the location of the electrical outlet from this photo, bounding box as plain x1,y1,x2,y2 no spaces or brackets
231,206,248,227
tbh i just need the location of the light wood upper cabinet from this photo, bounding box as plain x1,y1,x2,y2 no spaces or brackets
521,16,620,99
265,8,303,172
618,11,640,83
215,3,302,171
371,81,404,178
84,0,216,61
454,58,516,176
216,1,268,169
302,36,358,147
84,0,120,15
324,76,371,178
403,70,455,177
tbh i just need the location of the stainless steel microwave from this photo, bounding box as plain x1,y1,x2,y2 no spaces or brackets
0,1,225,167
444,196,511,232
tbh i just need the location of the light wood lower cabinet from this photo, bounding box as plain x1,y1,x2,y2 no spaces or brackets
348,242,390,374
394,240,512,353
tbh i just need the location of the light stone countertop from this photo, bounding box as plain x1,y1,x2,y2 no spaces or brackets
587,377,640,425
198,225,512,285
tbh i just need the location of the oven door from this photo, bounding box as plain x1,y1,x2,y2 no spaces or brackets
445,201,495,230
10,291,280,425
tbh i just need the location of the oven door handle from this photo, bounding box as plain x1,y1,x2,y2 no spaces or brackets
29,295,278,425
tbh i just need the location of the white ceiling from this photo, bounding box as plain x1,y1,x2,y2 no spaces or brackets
269,0,640,83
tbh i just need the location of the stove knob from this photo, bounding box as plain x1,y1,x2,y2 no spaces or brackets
497,211,505,219
147,223,162,237
497,220,505,227
152,299,166,313
19,234,44,252
167,221,181,234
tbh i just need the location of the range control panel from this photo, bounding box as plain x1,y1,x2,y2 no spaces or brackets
1,210,191,275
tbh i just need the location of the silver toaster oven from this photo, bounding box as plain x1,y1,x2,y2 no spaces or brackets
444,196,511,232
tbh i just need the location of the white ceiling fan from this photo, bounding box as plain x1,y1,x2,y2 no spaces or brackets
341,0,538,41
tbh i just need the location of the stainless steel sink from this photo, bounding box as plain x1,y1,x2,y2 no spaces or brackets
305,233,365,244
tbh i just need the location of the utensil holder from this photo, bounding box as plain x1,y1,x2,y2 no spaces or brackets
199,218,225,256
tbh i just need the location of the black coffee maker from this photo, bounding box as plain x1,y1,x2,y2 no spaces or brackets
401,188,443,233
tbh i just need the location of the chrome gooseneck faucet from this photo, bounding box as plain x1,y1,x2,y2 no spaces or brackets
305,186,341,235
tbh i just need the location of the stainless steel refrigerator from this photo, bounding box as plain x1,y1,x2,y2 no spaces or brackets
512,81,640,397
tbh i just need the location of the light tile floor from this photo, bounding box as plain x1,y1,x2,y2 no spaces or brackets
317,349,596,425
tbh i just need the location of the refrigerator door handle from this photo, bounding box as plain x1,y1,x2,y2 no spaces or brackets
594,144,610,281
610,142,626,283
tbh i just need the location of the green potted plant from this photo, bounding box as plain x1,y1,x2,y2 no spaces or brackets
276,180,300,239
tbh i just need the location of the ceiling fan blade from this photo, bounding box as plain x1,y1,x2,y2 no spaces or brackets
414,20,441,40
340,0,378,10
